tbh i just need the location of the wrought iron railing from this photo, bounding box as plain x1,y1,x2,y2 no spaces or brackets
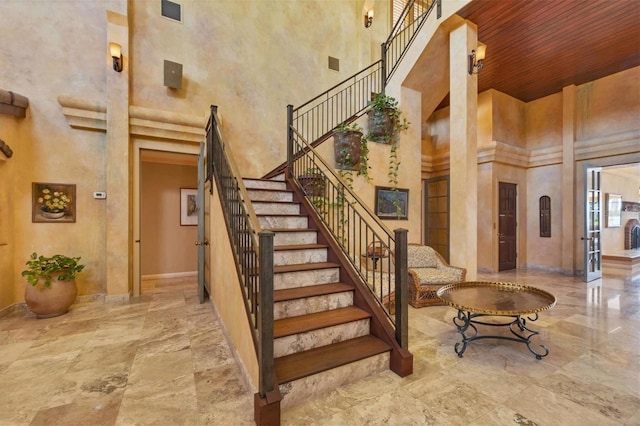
288,62,384,152
288,127,408,344
383,0,440,82
206,105,276,400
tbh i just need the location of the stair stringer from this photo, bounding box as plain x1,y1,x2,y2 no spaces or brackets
288,176,414,377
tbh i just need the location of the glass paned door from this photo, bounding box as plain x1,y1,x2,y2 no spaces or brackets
584,167,602,282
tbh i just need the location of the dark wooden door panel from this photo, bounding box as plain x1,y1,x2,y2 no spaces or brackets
499,182,517,271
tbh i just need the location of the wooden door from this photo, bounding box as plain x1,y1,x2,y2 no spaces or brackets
424,177,449,262
196,142,210,302
498,182,517,271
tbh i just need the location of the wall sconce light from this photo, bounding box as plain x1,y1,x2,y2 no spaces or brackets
468,45,486,75
364,9,374,28
109,42,123,72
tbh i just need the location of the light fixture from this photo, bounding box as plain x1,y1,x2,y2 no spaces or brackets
364,9,374,28
468,45,486,75
109,42,123,72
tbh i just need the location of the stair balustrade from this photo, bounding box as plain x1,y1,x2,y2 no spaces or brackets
288,126,408,347
206,105,277,406
284,0,440,346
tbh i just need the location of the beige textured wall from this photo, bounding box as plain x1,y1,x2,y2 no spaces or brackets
492,90,525,148
576,68,640,141
476,162,493,271
0,1,119,303
140,161,197,276
426,66,639,273
210,184,258,389
130,0,385,178
526,165,563,270
525,92,562,150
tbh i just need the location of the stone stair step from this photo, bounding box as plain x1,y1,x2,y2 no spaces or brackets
274,335,391,384
257,214,308,230
274,244,328,266
246,188,293,202
274,262,340,289
272,229,318,246
252,201,300,215
243,178,287,191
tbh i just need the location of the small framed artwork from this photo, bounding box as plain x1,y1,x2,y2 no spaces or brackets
375,186,409,220
605,193,622,228
180,188,198,226
32,182,76,223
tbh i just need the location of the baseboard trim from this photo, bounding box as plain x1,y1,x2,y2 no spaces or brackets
141,271,197,280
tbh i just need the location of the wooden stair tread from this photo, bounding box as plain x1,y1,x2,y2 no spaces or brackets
270,228,315,233
274,243,327,251
274,262,339,274
275,335,391,384
274,306,370,338
274,282,353,303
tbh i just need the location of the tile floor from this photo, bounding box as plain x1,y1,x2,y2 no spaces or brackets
0,270,638,425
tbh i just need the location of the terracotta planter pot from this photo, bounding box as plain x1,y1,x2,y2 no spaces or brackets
333,130,363,170
299,173,326,197
367,108,395,143
24,276,77,318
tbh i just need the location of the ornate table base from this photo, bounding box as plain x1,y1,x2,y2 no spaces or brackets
452,310,549,359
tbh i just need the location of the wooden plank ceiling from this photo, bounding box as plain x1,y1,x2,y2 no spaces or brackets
453,0,640,103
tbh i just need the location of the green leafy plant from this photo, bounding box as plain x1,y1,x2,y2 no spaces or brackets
21,252,85,287
367,93,409,192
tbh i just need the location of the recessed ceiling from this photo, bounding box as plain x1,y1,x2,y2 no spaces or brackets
452,0,640,103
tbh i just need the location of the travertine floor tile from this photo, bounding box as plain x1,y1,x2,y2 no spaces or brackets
0,271,637,425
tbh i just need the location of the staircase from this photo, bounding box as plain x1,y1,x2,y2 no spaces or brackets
244,176,392,407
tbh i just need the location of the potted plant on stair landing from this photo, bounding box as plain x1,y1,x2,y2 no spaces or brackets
21,252,85,318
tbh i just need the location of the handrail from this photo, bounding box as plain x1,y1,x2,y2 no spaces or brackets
206,105,276,400
290,128,392,235
383,0,439,83
208,107,263,233
289,126,406,328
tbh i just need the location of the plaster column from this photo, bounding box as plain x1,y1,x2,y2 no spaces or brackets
449,22,478,280
561,85,576,274
106,10,130,298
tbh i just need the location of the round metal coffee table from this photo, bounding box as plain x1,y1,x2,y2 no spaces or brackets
437,282,557,359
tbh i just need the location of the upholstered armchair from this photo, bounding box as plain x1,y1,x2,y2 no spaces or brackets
407,244,466,308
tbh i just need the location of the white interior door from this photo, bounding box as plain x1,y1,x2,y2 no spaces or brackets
584,166,602,282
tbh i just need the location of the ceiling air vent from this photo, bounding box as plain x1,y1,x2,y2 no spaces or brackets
161,0,182,22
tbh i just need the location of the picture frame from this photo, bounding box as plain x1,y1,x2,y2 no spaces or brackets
32,182,76,223
180,188,198,226
375,186,409,220
605,193,622,228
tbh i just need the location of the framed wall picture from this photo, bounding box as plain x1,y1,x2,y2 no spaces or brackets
375,186,409,220
606,193,622,228
32,182,76,223
180,188,198,226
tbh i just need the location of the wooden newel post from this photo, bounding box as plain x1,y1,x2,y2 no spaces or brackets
394,228,408,349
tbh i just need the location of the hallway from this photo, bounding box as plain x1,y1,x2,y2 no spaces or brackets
0,270,638,425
